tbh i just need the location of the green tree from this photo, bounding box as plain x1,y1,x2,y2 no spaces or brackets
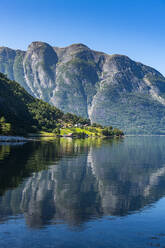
0,117,11,135
53,128,60,135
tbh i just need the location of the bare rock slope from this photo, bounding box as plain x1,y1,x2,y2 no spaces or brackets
1,42,165,133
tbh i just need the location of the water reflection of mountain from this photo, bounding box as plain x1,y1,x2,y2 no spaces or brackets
0,137,165,228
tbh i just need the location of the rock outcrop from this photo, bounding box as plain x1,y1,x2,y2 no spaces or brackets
1,42,165,133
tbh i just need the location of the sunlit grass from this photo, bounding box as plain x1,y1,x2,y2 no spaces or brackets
60,127,103,136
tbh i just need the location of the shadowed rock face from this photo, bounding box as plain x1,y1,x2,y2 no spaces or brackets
0,137,165,228
1,42,165,133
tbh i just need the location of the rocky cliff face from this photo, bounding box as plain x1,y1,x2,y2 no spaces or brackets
1,42,165,133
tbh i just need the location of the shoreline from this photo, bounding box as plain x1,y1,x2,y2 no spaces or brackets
0,134,124,142
3,133,165,143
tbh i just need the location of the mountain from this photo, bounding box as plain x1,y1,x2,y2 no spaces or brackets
0,72,89,134
1,42,165,134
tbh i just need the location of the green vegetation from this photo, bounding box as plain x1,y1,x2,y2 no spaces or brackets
39,126,124,138
0,117,11,135
1,42,165,135
0,72,123,137
93,89,165,134
0,73,90,135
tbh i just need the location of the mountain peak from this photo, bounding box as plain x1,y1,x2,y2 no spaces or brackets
27,41,52,50
67,43,89,49
0,41,165,134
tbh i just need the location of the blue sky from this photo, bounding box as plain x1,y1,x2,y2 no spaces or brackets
0,0,164,75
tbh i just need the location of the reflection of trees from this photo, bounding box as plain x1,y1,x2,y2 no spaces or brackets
0,138,110,196
0,137,165,228
0,145,10,161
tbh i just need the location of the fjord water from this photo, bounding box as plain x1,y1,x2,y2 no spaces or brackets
0,137,165,248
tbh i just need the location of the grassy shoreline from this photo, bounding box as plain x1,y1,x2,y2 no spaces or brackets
29,126,124,139
0,127,124,142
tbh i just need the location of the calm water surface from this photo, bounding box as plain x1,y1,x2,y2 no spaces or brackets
0,136,165,248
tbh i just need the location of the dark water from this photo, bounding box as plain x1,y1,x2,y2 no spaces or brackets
0,137,165,248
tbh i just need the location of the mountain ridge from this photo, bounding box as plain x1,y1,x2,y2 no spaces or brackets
1,41,165,134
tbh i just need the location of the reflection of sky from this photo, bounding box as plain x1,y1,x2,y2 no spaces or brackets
0,142,26,146
0,0,165,76
0,137,165,230
0,198,165,248
0,137,165,246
